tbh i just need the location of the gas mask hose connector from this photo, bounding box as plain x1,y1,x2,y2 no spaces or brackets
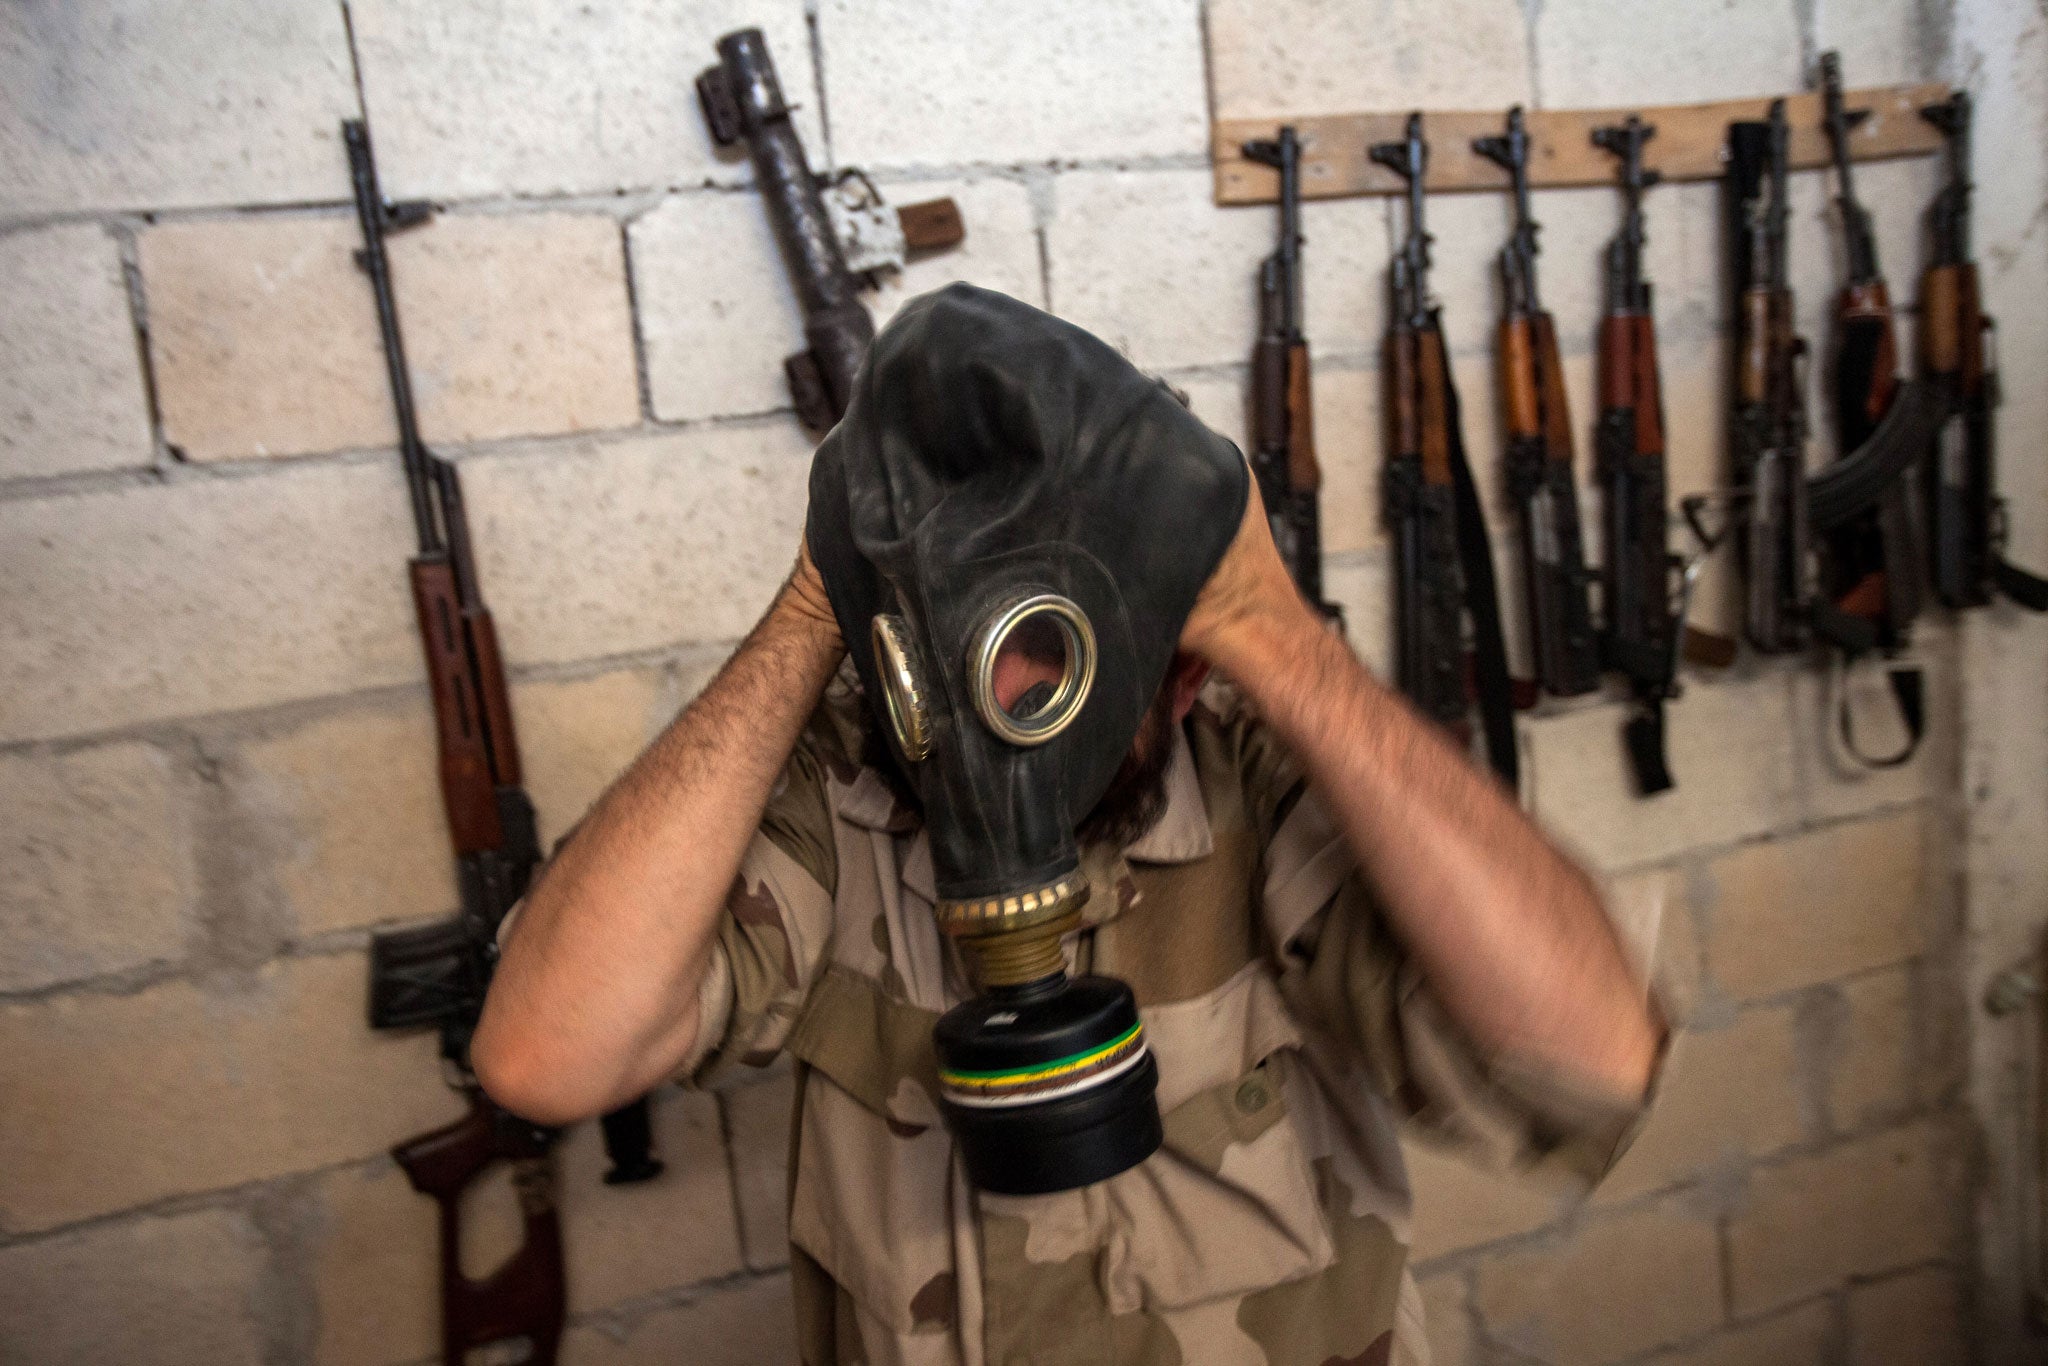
961,913,1078,988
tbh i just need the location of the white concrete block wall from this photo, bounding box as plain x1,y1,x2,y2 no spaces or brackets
0,0,2033,1362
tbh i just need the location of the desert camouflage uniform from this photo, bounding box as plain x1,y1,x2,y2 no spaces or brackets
679,678,1654,1366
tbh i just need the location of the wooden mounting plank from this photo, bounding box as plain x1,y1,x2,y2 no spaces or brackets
1213,83,1949,205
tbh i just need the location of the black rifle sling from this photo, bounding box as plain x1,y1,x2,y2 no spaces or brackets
1993,556,2048,611
1441,367,1520,787
1624,702,1674,796
1839,664,1925,769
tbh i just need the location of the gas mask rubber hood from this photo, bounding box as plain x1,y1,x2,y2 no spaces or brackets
804,284,1249,1195
807,282,1250,905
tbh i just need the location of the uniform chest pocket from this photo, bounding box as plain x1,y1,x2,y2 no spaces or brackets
1096,968,1336,1313
785,966,963,1340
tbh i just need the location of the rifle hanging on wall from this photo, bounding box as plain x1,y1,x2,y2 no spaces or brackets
1591,115,1688,794
343,118,662,1366
1374,113,1519,787
1918,90,2048,614
697,28,964,432
1815,52,1926,768
1474,106,1599,700
1243,125,1340,622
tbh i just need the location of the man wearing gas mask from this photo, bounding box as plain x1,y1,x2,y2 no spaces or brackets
475,285,1664,1365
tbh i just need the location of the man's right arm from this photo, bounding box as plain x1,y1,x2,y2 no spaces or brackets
471,547,845,1124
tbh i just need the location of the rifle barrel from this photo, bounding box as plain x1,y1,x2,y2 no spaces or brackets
342,120,441,557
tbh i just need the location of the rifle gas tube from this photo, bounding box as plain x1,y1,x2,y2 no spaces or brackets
1590,115,1687,795
1373,113,1519,787
1475,106,1599,699
699,28,964,432
1243,126,1339,622
345,118,660,1366
1920,92,2048,613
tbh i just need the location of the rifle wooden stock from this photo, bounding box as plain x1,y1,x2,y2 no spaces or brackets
1388,329,1421,463
1284,342,1319,493
409,557,504,854
395,1093,565,1366
1533,316,1574,464
1417,330,1453,488
1498,318,1540,439
462,604,523,787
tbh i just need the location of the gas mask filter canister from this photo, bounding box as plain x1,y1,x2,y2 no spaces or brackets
807,284,1250,1194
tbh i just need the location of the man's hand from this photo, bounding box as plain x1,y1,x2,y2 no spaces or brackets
1180,478,1318,670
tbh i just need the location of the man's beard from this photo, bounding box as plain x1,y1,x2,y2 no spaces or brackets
1075,688,1177,850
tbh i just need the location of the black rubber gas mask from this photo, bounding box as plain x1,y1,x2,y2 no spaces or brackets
807,285,1249,1194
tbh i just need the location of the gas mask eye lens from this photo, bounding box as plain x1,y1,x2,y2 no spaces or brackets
870,613,932,761
970,595,1096,746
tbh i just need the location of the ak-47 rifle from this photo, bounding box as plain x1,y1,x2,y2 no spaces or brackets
1373,114,1518,786
1475,106,1598,699
1819,52,1923,663
1591,115,1684,794
1920,91,2048,612
1725,101,1813,656
1715,99,1943,766
344,119,659,1366
1243,126,1338,621
697,28,964,432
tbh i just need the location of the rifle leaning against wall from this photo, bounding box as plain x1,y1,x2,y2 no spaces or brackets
1242,125,1340,622
1474,106,1598,700
1918,91,2048,614
343,118,661,1366
697,27,964,431
1373,113,1519,787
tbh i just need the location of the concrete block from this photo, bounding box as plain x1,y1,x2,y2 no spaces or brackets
1814,0,1944,86
1825,966,1916,1132
820,0,1207,167
1321,557,1393,681
724,1065,796,1270
0,224,152,480
462,423,813,669
1704,808,1928,1001
1405,1140,1561,1262
1048,169,1388,373
143,212,637,462
1313,363,1383,556
513,666,670,850
0,1206,266,1366
1046,167,1266,373
0,460,420,746
349,0,818,201
0,742,193,993
632,191,805,423
1602,864,1705,1021
562,1272,795,1366
1534,0,1801,107
0,953,462,1231
310,1161,437,1366
0,0,357,214
560,1089,745,1311
1846,1265,1966,1366
868,176,1047,328
1417,1272,1472,1366
1726,1122,1950,1314
235,697,455,939
1598,1007,1806,1204
1475,1197,1723,1364
1207,0,1533,119
1652,1300,1832,1366
1524,669,1802,872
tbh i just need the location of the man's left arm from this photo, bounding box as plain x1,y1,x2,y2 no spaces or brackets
1184,489,1663,1103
